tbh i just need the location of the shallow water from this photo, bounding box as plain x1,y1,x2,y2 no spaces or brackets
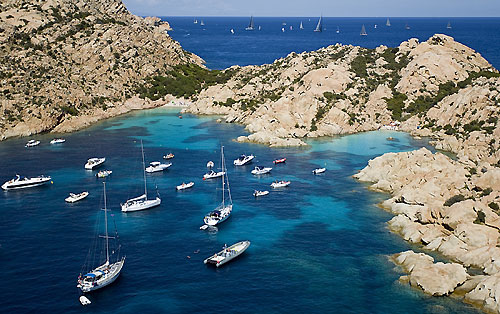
0,107,481,313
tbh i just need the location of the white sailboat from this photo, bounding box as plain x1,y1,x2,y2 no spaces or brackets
314,15,323,32
336,26,340,33
77,182,125,293
299,21,304,30
121,141,161,212
203,146,232,227
386,18,391,27
447,21,452,29
193,18,198,24
200,20,205,26
360,24,367,36
245,16,255,31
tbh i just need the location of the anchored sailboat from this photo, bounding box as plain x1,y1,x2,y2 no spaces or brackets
202,146,232,227
245,16,255,31
386,18,391,27
77,182,125,293
314,15,323,32
299,21,304,30
200,20,205,26
121,141,161,212
360,24,367,36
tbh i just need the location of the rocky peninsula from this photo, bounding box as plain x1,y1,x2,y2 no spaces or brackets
0,0,202,140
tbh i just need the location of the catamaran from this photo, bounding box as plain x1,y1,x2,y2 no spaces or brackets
245,16,255,31
314,15,323,32
203,146,232,227
77,182,125,293
360,24,367,36
121,141,161,212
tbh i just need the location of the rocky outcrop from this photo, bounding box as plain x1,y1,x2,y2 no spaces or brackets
0,0,202,139
355,148,500,311
184,35,499,164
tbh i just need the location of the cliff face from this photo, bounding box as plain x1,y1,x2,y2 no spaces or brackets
185,34,499,166
0,0,202,139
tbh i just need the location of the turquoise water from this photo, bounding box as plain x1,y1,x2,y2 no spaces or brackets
0,107,480,313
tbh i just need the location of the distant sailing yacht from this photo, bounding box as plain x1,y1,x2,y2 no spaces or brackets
230,28,235,34
200,20,205,26
245,16,255,31
299,21,304,30
121,141,161,212
386,18,391,27
77,182,125,293
314,15,323,32
447,21,452,29
193,18,198,24
203,146,232,227
360,24,367,36
405,23,410,30
336,26,340,33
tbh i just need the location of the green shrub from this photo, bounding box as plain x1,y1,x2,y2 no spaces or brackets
489,202,499,211
481,187,493,197
385,92,407,121
444,194,465,207
474,211,486,224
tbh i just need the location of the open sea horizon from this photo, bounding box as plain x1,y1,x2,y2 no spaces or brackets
0,16,494,314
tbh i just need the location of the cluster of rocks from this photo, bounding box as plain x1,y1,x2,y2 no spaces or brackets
355,147,500,312
0,0,201,140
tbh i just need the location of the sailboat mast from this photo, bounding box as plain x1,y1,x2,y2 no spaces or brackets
103,182,109,264
141,140,147,197
221,146,225,208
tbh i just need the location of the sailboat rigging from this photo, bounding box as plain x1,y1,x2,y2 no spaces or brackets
202,146,232,227
121,141,161,212
77,182,125,293
314,15,323,32
245,16,255,31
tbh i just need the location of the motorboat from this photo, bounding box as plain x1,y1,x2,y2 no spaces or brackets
273,157,286,164
65,191,89,203
25,139,40,147
85,158,105,170
233,154,255,166
176,182,194,190
270,180,291,188
312,168,326,175
50,138,65,144
1,174,51,190
204,241,250,267
97,170,112,178
203,146,233,227
253,190,269,197
251,166,272,175
163,153,174,160
203,170,225,180
145,161,172,173
77,182,125,293
121,141,161,212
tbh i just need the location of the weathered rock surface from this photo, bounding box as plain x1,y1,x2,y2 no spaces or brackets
0,0,202,139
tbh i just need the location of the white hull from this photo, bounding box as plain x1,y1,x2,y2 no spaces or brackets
203,171,225,179
204,205,232,226
234,155,255,166
271,181,291,188
121,197,161,212
65,191,89,203
176,182,194,190
253,190,269,197
2,175,51,190
78,258,125,293
145,163,171,173
85,158,106,170
50,139,65,144
251,167,272,175
25,140,40,147
97,170,112,178
312,168,326,174
204,241,250,267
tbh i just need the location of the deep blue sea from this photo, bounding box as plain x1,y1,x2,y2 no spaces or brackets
1,16,492,314
164,17,500,70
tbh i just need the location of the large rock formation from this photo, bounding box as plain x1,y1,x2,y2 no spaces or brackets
355,148,500,311
0,0,202,139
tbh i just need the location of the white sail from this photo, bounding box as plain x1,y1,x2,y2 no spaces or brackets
360,24,367,36
299,21,304,29
245,16,255,31
386,18,391,27
314,16,323,32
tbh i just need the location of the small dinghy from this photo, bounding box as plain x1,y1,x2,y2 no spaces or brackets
251,166,272,175
25,139,40,147
204,241,250,267
253,190,269,197
50,138,66,144
312,168,326,175
145,161,172,173
163,153,174,160
176,182,194,190
273,157,286,164
270,180,291,188
97,170,112,178
79,295,91,306
65,191,89,203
